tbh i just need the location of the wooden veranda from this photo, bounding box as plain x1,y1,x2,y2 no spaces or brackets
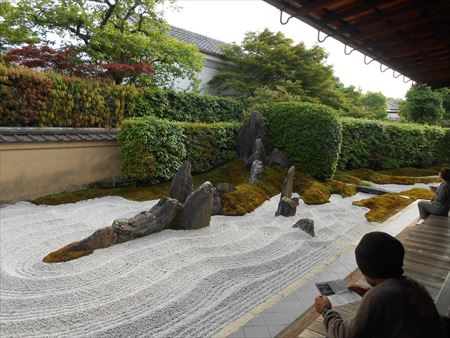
277,215,450,337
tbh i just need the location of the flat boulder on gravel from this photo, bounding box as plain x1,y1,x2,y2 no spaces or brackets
113,197,182,242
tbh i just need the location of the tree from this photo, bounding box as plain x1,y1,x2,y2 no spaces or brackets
400,84,444,124
4,45,154,84
3,0,203,86
436,87,450,122
361,91,387,119
0,1,38,53
209,29,341,105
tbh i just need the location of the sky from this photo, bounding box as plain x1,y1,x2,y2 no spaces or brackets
162,0,413,99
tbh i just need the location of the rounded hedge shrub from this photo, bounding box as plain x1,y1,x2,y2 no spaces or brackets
265,102,342,178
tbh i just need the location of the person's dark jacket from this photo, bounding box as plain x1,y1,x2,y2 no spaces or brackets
323,276,447,338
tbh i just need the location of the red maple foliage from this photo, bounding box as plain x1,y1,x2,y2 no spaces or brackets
4,45,154,84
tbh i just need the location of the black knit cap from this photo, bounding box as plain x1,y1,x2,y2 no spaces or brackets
355,232,405,278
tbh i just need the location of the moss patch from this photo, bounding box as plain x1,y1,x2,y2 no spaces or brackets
353,187,433,222
379,167,440,177
335,168,440,185
42,242,93,263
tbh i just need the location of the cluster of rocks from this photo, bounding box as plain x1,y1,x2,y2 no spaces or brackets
238,111,291,184
275,166,299,217
44,161,234,263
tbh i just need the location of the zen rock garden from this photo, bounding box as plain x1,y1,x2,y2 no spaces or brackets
43,111,303,263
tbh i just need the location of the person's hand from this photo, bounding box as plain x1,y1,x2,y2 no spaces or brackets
315,295,331,314
430,186,437,192
347,284,369,297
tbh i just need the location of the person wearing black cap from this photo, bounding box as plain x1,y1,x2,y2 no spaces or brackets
314,231,447,338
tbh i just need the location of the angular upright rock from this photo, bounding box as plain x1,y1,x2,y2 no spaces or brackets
276,166,297,217
249,160,264,183
237,111,267,160
178,182,214,229
281,166,295,198
245,138,266,168
170,161,194,203
112,197,182,243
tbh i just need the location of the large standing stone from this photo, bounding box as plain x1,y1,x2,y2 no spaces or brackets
281,166,295,198
245,138,266,168
178,182,214,229
79,226,117,250
276,166,297,217
293,218,315,237
268,148,291,169
112,197,182,242
249,160,264,183
170,161,194,203
275,197,297,217
237,111,267,160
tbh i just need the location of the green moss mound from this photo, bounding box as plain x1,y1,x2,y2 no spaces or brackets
353,187,433,222
335,168,440,185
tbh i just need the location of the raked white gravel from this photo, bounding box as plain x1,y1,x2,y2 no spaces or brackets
0,187,417,337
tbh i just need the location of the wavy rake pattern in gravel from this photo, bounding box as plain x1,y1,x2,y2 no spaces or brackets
1,193,384,337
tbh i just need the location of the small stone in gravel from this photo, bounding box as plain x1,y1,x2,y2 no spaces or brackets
293,218,315,237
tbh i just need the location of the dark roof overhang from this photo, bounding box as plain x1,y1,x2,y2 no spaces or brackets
263,0,450,88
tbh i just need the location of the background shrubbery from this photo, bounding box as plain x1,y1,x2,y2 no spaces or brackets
118,116,239,182
265,102,342,178
338,118,449,170
0,65,244,127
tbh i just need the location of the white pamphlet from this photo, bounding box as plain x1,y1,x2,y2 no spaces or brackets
315,279,361,306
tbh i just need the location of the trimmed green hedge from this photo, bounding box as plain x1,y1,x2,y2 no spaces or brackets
132,87,244,122
338,118,450,170
265,102,342,178
118,116,240,182
0,65,244,127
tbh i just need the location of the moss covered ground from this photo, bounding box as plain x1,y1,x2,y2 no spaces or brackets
353,188,434,223
32,161,357,216
33,162,439,218
334,168,440,185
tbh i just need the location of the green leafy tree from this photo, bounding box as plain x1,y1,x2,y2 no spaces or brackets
3,0,203,86
400,84,444,125
209,29,341,106
361,91,387,119
436,87,450,121
0,1,39,53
